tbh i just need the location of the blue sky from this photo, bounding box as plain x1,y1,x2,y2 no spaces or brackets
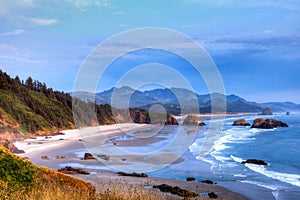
0,0,300,103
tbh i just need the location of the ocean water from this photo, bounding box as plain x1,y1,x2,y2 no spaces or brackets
148,113,300,199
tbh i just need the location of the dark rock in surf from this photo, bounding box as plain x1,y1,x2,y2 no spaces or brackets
242,159,268,165
251,118,288,129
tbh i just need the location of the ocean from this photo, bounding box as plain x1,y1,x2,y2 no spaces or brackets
148,113,300,199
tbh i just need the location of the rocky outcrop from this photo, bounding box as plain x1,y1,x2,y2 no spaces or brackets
116,171,148,177
208,192,218,198
232,119,250,126
83,153,96,160
251,118,288,129
55,155,66,159
41,156,50,160
186,177,195,181
262,107,273,115
58,166,90,175
242,159,268,165
153,184,197,198
201,180,214,184
164,115,179,125
182,115,206,126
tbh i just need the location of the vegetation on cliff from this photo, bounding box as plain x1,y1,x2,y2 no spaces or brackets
0,146,96,199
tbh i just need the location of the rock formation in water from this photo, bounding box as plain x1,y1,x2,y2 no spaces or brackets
251,118,288,129
232,119,251,126
242,159,268,165
262,107,273,115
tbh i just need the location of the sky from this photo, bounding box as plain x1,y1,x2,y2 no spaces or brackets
0,0,300,103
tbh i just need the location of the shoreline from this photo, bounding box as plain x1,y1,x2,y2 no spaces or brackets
13,120,256,199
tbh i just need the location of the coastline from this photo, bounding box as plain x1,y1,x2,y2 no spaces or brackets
14,121,250,199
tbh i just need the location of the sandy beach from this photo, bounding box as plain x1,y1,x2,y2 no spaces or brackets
14,123,249,199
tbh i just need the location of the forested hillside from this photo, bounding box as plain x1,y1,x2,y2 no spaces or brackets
0,70,178,150
0,70,74,134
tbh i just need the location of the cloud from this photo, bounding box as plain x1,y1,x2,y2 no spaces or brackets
197,35,300,61
0,29,25,37
183,0,300,10
0,44,18,51
66,0,108,8
21,17,58,26
114,11,124,15
0,55,40,63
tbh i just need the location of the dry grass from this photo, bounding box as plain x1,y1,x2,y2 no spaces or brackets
0,146,207,200
96,182,168,200
0,180,208,200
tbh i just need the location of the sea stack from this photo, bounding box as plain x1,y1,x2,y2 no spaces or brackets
262,107,273,115
232,119,251,126
182,115,206,126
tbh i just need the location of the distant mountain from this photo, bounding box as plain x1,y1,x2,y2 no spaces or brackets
260,102,300,112
79,86,299,115
89,86,267,114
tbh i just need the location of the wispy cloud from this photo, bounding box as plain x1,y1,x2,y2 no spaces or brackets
21,17,58,26
0,44,18,51
199,35,300,60
183,0,300,10
66,0,108,8
0,55,40,63
114,11,124,15
0,29,25,37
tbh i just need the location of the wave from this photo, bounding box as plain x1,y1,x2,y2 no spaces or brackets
245,164,300,187
230,155,243,163
231,155,300,187
241,180,281,200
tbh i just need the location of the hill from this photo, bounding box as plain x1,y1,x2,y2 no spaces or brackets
90,87,266,114
0,71,179,150
0,146,95,199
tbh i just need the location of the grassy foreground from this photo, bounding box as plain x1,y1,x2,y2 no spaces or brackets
1,146,201,200
0,146,95,200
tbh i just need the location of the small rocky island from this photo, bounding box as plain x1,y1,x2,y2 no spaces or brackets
232,118,288,129
242,159,268,165
262,107,273,115
232,119,251,126
251,118,288,129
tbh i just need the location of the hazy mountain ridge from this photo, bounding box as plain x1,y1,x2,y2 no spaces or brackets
81,86,299,113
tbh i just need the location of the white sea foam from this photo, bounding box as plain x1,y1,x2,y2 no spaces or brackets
241,180,281,200
245,164,300,187
230,155,244,163
241,180,279,191
233,174,247,178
